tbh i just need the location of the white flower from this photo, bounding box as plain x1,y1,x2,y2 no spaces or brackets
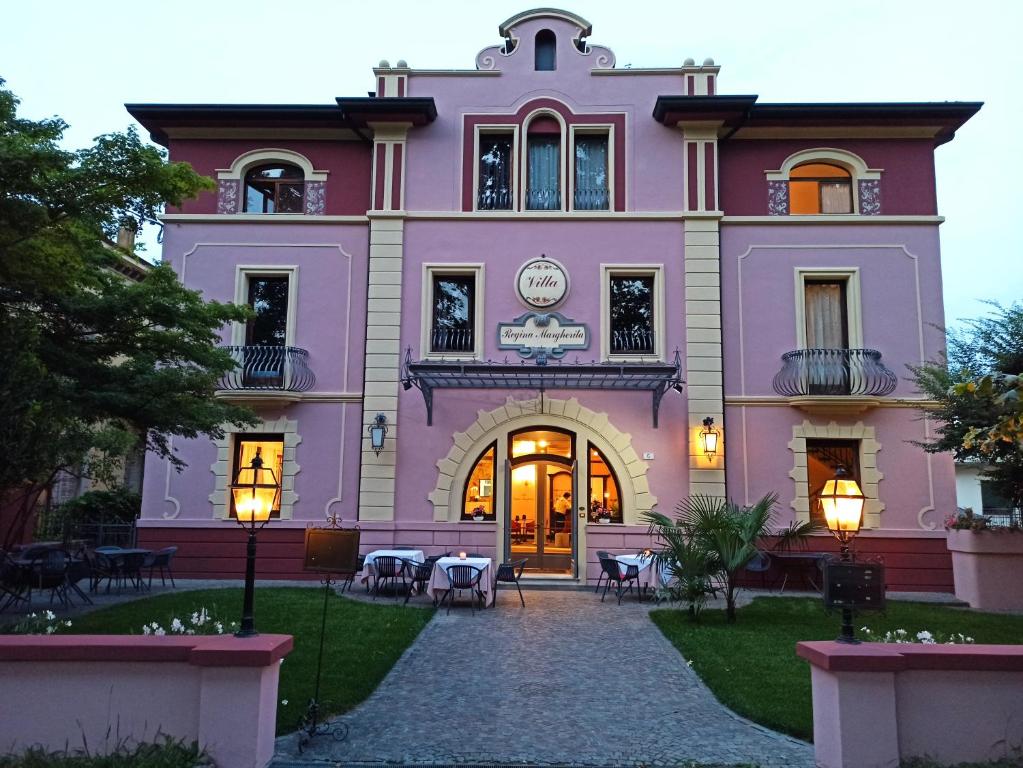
45,626,55,634
916,631,934,644
44,610,55,620
966,637,974,643
150,622,160,630
215,622,224,634
170,618,185,633
64,621,72,627
142,625,152,635
154,627,166,637
191,612,200,625
895,629,907,637
281,699,289,706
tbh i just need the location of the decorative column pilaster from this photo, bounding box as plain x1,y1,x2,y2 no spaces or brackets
681,122,726,499
359,123,409,521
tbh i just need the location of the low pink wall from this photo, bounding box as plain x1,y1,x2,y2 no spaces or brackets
797,641,1023,768
947,529,1023,610
0,634,292,768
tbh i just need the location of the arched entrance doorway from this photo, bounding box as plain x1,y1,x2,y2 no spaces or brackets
507,427,575,573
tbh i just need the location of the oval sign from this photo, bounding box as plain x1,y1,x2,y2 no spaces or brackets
516,257,569,310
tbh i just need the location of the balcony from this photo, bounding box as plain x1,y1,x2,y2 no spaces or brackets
430,328,475,355
525,187,561,211
610,329,655,356
772,348,897,415
217,345,315,403
573,187,609,211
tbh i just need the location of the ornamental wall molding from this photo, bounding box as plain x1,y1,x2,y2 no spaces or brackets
427,396,656,524
787,420,884,528
209,417,302,520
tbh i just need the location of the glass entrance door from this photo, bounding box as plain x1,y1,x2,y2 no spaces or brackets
507,428,575,573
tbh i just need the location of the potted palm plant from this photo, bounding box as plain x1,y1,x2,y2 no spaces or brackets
642,493,818,622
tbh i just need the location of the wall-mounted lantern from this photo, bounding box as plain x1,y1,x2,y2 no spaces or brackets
368,413,388,455
699,417,720,458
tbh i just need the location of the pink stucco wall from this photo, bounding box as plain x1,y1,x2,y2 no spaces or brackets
140,221,368,526
167,139,372,215
719,139,938,215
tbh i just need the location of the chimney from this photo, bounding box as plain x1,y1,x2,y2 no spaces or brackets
116,222,137,252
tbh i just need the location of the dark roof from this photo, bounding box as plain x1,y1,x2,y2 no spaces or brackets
653,96,983,145
125,98,437,146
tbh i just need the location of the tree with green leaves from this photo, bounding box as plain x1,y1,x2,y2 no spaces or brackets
911,303,1023,524
0,79,256,547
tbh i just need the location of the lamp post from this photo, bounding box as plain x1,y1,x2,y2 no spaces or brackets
229,450,279,638
699,417,719,459
820,466,865,644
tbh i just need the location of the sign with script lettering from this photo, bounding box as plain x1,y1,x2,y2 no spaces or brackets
516,257,569,309
498,312,589,359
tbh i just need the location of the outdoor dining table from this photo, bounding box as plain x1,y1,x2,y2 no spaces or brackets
426,556,497,607
361,549,425,584
615,553,668,595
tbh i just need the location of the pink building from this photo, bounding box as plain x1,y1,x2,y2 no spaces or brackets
128,9,979,590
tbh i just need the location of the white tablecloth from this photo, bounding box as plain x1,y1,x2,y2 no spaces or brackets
362,549,425,583
615,554,665,591
426,557,496,607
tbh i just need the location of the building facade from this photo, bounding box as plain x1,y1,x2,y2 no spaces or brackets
129,9,979,590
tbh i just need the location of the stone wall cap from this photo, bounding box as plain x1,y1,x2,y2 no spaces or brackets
797,640,1023,673
0,634,294,667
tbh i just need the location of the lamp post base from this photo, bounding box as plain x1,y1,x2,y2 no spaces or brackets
236,528,259,638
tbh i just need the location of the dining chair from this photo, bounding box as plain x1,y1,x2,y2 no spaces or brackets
371,555,405,600
598,555,641,605
593,550,614,594
0,550,28,613
494,558,528,607
26,549,70,608
144,546,178,589
440,564,484,615
744,550,771,590
402,558,435,605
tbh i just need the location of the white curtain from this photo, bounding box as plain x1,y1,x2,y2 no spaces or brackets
574,135,608,210
527,137,560,209
804,282,846,348
820,182,852,214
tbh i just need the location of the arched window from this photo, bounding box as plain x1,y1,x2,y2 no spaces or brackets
587,443,622,523
789,163,852,214
535,30,556,71
243,163,305,213
525,115,561,210
462,442,496,520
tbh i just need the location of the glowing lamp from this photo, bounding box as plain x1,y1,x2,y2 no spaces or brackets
458,551,467,560
820,467,864,542
699,417,720,458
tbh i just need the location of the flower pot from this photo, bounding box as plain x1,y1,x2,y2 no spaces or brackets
597,518,610,525
946,529,1023,610
472,515,484,522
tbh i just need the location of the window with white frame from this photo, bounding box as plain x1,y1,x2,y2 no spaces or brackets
573,130,610,211
477,132,514,211
422,265,484,358
766,148,882,216
602,266,664,360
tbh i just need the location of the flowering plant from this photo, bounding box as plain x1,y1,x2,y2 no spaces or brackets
471,505,486,518
859,626,975,644
141,606,237,637
0,610,72,635
945,507,1020,532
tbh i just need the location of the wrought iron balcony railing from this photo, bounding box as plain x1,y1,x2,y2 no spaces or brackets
218,345,315,392
772,348,897,397
610,329,655,355
525,187,561,210
430,327,475,354
573,187,610,211
477,187,512,210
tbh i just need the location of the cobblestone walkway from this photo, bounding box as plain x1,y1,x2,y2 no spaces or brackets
272,590,814,767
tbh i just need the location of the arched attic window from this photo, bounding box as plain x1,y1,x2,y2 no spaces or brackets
243,163,305,213
789,163,852,214
525,115,561,210
535,30,556,70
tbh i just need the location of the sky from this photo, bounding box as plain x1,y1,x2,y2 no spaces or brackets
4,0,1020,329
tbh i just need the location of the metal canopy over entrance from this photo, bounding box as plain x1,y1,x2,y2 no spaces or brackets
401,348,684,427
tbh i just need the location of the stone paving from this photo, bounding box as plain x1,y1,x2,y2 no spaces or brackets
272,590,815,768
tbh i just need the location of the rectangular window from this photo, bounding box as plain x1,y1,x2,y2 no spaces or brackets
803,280,849,395
807,440,860,526
231,434,284,517
574,134,609,210
246,276,290,347
430,274,476,354
526,136,560,210
609,274,655,355
477,133,513,210
980,480,1016,524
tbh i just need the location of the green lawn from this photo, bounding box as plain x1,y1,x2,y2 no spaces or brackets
650,597,1023,742
68,587,433,735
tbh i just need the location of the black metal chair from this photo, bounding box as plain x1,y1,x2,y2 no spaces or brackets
144,546,178,589
598,555,641,605
371,555,406,599
745,550,771,589
403,558,435,605
120,551,149,591
594,550,614,594
494,558,528,607
26,549,70,607
0,550,28,613
440,564,484,615
65,556,94,606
